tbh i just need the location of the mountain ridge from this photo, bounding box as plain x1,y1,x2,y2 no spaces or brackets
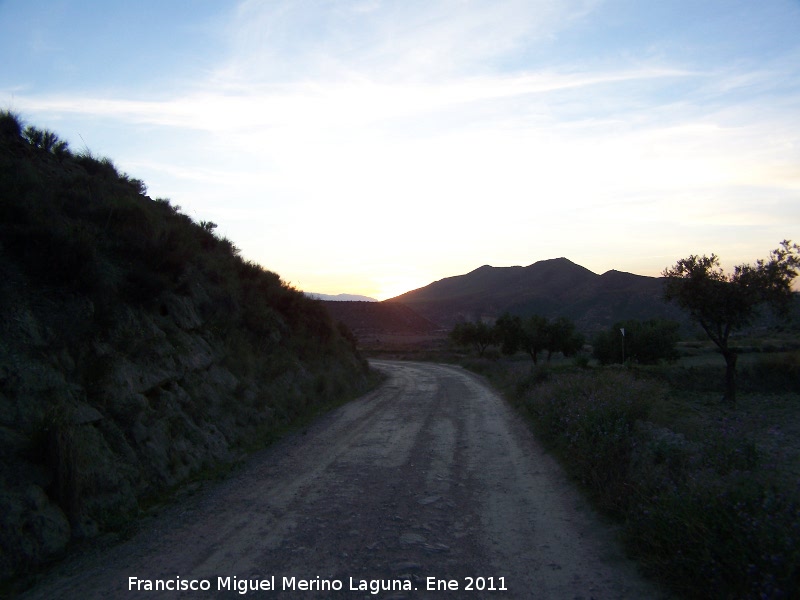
384,257,682,332
306,292,377,302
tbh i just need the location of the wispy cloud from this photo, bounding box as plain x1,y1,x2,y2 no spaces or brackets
221,0,602,83
4,0,799,297
15,64,692,134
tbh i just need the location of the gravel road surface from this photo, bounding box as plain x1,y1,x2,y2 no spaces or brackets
19,360,668,599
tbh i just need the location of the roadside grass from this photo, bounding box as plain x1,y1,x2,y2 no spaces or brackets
448,347,800,600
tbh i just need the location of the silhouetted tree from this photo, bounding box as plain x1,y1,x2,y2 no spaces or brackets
519,315,550,364
592,319,680,365
494,313,548,364
496,313,584,364
663,240,800,403
545,316,585,361
449,320,496,357
494,313,521,356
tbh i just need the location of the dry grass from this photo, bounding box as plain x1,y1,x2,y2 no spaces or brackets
393,335,800,599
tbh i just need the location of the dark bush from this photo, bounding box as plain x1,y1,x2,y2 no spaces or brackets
743,351,800,393
0,110,22,139
23,125,69,156
75,152,121,180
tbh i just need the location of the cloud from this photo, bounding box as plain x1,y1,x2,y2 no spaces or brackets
13,64,692,143
14,56,796,249
6,0,799,295
221,0,602,83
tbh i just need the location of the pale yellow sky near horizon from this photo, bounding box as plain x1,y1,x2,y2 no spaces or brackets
3,0,798,300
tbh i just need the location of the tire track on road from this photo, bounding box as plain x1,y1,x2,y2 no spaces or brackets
20,361,670,599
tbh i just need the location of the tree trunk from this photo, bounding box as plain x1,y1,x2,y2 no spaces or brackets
722,349,738,404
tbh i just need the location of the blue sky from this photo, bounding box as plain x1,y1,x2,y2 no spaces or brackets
2,0,799,299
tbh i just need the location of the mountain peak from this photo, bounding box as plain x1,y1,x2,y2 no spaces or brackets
525,257,596,274
388,257,676,331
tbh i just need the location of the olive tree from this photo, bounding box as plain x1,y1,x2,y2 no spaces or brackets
495,313,583,364
545,316,585,362
494,313,548,364
449,320,496,357
662,240,799,403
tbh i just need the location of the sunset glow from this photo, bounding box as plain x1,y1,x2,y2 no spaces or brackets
3,1,798,299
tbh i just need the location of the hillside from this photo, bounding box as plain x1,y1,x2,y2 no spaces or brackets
322,300,441,337
389,257,684,331
306,292,377,302
0,112,372,583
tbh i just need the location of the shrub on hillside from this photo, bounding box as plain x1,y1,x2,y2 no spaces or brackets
23,125,69,157
0,110,22,139
75,151,123,181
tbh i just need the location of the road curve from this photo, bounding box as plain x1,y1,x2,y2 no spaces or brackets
19,360,668,599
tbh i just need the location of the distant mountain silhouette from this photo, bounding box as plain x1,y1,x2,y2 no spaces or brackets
323,301,440,336
387,257,685,332
306,292,377,302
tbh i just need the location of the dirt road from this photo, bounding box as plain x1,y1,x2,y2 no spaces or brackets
19,361,668,599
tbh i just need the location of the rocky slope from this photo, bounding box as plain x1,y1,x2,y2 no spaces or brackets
0,113,372,583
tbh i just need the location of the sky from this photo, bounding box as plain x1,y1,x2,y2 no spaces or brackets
2,0,799,300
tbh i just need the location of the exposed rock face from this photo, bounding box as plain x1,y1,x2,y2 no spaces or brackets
0,115,372,584
0,274,367,583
